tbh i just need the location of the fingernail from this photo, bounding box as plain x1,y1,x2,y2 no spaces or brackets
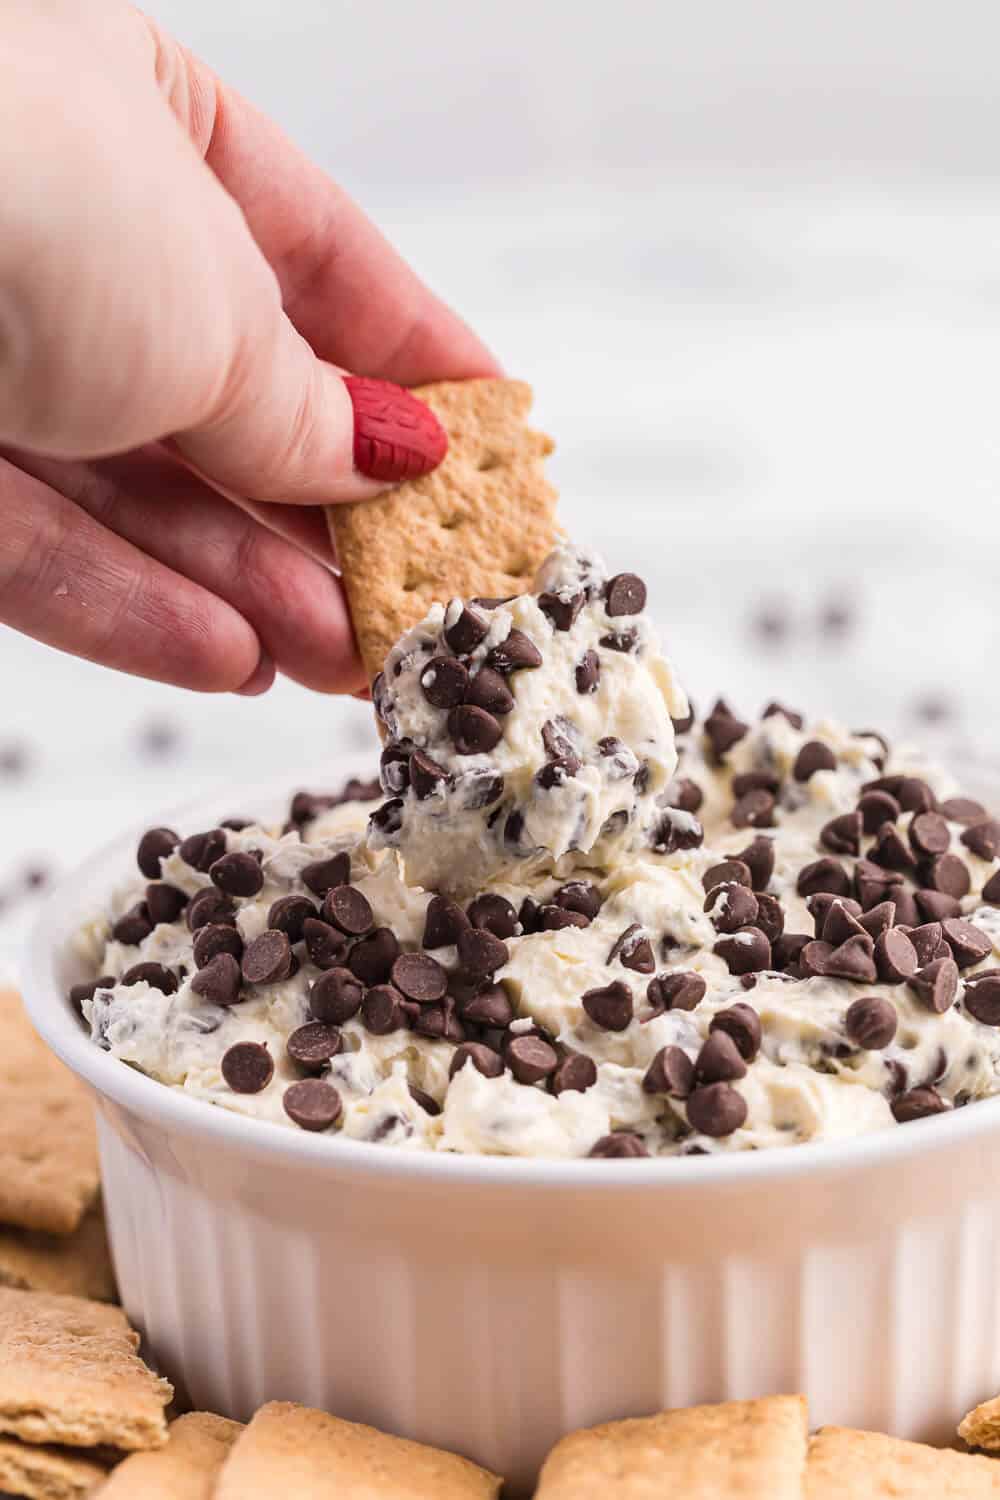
235,653,275,697
344,376,448,483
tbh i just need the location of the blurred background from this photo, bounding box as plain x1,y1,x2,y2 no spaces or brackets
3,0,1000,968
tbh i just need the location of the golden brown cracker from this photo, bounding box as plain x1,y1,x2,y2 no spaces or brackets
0,1208,115,1303
0,1435,109,1500
534,1395,808,1499
806,1425,1000,1496
961,1395,1000,1451
329,378,558,680
0,992,100,1235
96,1412,241,1498
0,1287,171,1451
214,1401,501,1499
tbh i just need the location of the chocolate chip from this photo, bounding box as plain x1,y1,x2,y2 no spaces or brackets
112,903,153,946
907,922,945,967
736,837,775,892
909,812,950,858
588,1132,648,1158
870,824,917,873
460,983,514,1028
821,813,862,857
178,828,227,873
420,655,469,709
874,928,918,983
370,800,405,840
136,827,179,879
793,741,837,781
323,886,374,937
464,667,515,717
242,930,292,985
923,853,971,900
704,699,749,760
824,933,878,983
347,927,400,985
358,984,406,1035
965,974,1000,1025
857,791,901,834
600,627,639,653
264,895,314,944
379,745,411,795
864,774,905,797
914,889,960,924
69,975,114,1014
506,1036,559,1085
845,995,897,1050
450,1042,504,1081
391,952,448,1003
713,927,771,975
731,789,775,829
287,1022,342,1071
799,940,834,977
310,967,364,1024
694,1032,747,1086
686,1083,747,1137
891,1086,947,1123
467,894,519,940
709,1002,762,1061
797,858,851,899
642,1045,694,1098
646,971,706,1014
855,902,894,941
191,924,242,970
288,790,333,826
538,591,584,630
941,917,992,968
984,870,1000,905
301,852,351,898
581,980,633,1031
221,1042,273,1094
892,889,920,926
651,810,704,854
821,898,867,947
186,890,237,936
671,702,695,735
190,952,241,1006
702,859,752,893
443,602,488,654
908,956,959,1013
120,961,177,994
961,819,1000,861
853,727,890,766
298,917,344,971
209,851,263,898
551,1053,598,1095
732,770,781,798
572,648,601,695
898,777,935,814
145,883,188,926
283,1078,341,1131
854,859,903,910
409,750,450,800
413,997,465,1043
763,701,805,730
554,881,603,920
704,884,759,933
457,927,509,975
423,895,470,949
409,1085,441,1116
666,778,704,815
941,797,987,825
448,704,503,755
772,934,811,972
487,629,542,674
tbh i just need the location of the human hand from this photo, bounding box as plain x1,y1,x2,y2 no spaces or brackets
0,0,498,695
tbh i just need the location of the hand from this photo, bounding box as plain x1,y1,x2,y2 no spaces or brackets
0,0,498,695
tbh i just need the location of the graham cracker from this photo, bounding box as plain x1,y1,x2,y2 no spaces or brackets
329,378,558,680
961,1395,1000,1451
534,1394,808,1499
0,991,100,1235
213,1401,501,1499
0,1435,109,1500
96,1412,241,1498
0,1288,171,1451
0,1208,115,1303
805,1426,1000,1497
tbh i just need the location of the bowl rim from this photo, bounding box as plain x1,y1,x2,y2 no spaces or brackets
21,764,1000,1192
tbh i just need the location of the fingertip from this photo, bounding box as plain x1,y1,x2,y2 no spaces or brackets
234,652,276,697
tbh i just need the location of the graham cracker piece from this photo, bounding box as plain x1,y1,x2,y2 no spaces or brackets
805,1426,1000,1496
0,1287,171,1451
0,991,100,1235
96,1412,241,1498
534,1394,807,1499
960,1396,1000,1451
214,1401,501,1499
0,1208,115,1303
0,1435,109,1500
329,378,558,680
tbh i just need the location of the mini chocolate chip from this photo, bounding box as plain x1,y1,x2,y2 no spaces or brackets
646,971,706,1014
582,980,633,1031
120,961,177,994
908,956,959,1013
539,905,589,930
457,927,509,975
898,777,935,814
450,1042,504,1081
749,894,784,947
283,1078,341,1131
423,895,471,949
799,940,834,977
179,828,227,873
443,602,488,654
360,984,408,1035
704,699,749,760
910,812,950,858
705,884,759,934
824,933,878,983
588,1132,648,1158
413,997,465,1043
735,837,775,892
190,952,241,1006
732,770,781,798
730,789,775,829
460,983,514,1028
853,727,890,765
709,1002,762,1061
266,895,317,944
845,996,897,1050
942,797,988,825
347,927,400,985
551,1054,598,1095
507,1035,559,1085
961,819,1000,861
857,790,901,834
242,930,293,985
287,1022,342,1070
575,649,601,695
642,1045,694,1098
599,628,638,654
539,590,584,630
554,881,603,920
924,853,971,900
301,852,352,898
310,967,364,1024
464,667,514,716
713,927,771,975
448,704,502,755
467,893,519,939
487,629,542,674
651,810,704,854
420,655,469,709
763,701,805,729
112,903,153,946
221,1042,273,1094
874,928,919,983
695,1031,747,1085
461,770,505,809
821,813,863,857
543,718,578,762
870,824,917,873
797,858,851,899
380,744,411,795
965,974,1000,1026
391,952,448,1003
145,883,188,926
69,975,115,1014
772,934,810,972
702,859,753,893
686,1083,747,1137
193,923,244,969
369,799,404,839
409,1085,441,1116
409,750,450,800
604,572,647,616
667,778,704,815
793,741,837,781
858,901,896,940
671,702,695,735
136,827,179,879
983,870,1000,905
891,1086,947,1123
941,917,992,968
864,774,905,797
606,924,654,973
323,885,374,937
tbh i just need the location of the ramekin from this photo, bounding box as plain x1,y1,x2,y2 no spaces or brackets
21,768,1000,1495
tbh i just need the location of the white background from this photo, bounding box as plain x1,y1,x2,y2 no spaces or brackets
3,0,1000,968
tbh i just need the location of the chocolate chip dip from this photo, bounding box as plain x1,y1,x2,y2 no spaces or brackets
74,546,1000,1158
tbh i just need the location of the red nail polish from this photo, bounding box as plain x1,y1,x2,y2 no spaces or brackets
344,376,448,483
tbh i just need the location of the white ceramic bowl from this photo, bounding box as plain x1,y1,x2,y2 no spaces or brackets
21,769,1000,1495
